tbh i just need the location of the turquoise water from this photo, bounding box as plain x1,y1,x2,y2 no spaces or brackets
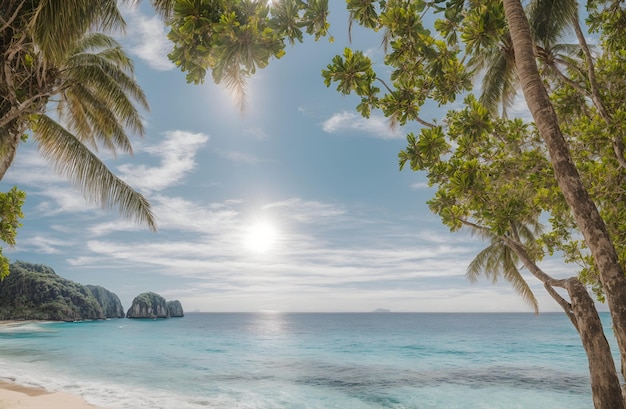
0,313,616,408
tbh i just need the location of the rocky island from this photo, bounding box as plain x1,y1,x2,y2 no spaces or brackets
0,261,185,322
167,300,184,317
126,292,184,318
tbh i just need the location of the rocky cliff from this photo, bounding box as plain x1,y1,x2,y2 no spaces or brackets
86,285,125,318
126,292,170,318
167,300,184,317
0,261,112,321
127,293,185,318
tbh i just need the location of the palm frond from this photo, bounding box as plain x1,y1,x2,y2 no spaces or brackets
31,0,126,63
60,83,134,154
478,50,517,114
56,35,148,154
33,115,156,231
63,61,147,130
212,62,248,112
65,34,148,109
149,0,177,21
467,241,499,283
467,230,539,314
501,246,539,313
527,0,577,47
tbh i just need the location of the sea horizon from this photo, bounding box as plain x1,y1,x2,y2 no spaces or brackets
0,312,616,408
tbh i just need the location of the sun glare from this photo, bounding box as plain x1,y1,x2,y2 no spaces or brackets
244,222,278,254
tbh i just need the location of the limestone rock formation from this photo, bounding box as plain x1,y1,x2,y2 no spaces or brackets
86,285,125,318
167,300,184,317
126,292,170,318
0,261,108,321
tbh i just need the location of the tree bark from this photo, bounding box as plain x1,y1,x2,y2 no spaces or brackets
0,126,22,181
501,234,624,408
503,0,626,382
565,278,625,409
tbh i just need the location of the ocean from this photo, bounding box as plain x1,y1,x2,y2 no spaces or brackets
0,312,616,408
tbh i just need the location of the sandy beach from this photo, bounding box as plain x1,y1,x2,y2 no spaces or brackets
0,380,101,409
0,321,101,408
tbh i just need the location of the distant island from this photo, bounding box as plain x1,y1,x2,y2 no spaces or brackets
373,308,391,313
127,292,184,319
0,261,183,321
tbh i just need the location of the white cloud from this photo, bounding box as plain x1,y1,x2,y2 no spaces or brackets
219,150,263,164
411,182,430,190
508,93,533,121
322,111,401,139
119,5,174,71
117,130,208,193
244,127,269,141
88,220,143,237
263,198,345,223
34,187,100,215
3,149,64,185
19,235,67,254
62,195,476,291
87,195,240,236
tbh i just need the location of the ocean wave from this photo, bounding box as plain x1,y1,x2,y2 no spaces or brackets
0,321,56,334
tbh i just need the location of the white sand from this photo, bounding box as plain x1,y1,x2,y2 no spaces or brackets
0,322,103,408
0,380,101,409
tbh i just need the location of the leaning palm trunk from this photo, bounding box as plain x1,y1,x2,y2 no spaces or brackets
543,276,624,408
544,276,623,408
466,218,624,408
503,0,626,384
504,230,622,406
565,278,625,408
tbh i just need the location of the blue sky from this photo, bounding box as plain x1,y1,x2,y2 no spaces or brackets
1,2,579,313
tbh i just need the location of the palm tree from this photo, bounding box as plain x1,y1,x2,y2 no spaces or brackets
465,0,583,117
502,0,626,387
469,33,518,117
26,0,127,64
466,224,539,314
0,0,156,230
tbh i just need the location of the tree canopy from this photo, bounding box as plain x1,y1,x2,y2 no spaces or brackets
154,0,626,406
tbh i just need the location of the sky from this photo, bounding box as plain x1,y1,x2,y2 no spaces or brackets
0,1,585,313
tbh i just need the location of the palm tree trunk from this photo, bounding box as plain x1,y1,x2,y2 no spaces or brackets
502,0,626,382
0,126,21,181
503,235,624,408
565,278,625,409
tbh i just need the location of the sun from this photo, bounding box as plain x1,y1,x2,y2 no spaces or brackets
244,222,277,254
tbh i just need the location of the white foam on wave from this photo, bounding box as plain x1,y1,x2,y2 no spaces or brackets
0,358,242,409
0,321,56,334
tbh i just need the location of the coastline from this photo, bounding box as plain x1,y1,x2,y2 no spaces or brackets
0,321,103,409
0,380,101,409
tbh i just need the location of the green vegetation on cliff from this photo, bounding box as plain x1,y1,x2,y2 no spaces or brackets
127,292,184,318
0,261,124,321
86,285,125,318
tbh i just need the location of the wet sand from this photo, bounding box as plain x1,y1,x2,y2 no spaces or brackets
0,380,102,409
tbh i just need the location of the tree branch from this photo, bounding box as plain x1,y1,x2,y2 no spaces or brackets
543,282,578,330
0,0,27,33
375,77,435,128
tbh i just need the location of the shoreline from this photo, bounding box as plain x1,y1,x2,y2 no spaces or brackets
0,322,103,408
0,380,102,409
